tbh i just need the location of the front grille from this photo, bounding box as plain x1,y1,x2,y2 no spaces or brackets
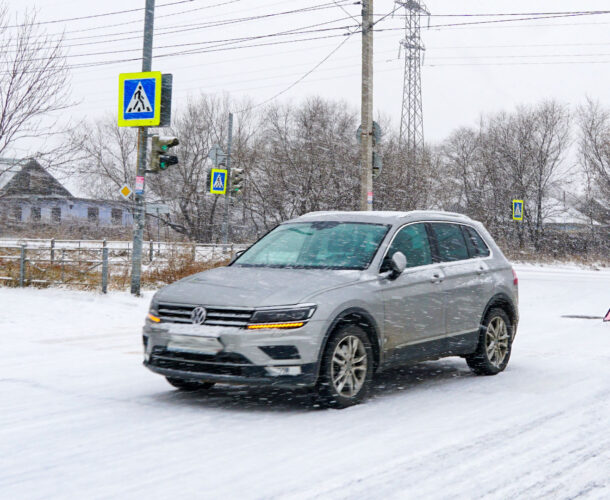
157,303,254,327
149,347,265,377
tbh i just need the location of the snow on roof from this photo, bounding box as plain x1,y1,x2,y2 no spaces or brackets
544,198,600,226
0,163,21,191
292,210,473,224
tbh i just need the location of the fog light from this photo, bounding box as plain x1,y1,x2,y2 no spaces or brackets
265,366,302,376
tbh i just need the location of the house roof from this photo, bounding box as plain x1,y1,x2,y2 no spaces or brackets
0,159,73,198
545,197,601,226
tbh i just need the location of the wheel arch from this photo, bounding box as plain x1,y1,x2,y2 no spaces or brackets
318,307,382,376
482,293,517,332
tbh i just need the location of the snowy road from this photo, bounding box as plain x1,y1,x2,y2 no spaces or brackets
1,265,609,499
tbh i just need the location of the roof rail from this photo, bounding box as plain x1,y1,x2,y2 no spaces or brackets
402,210,471,220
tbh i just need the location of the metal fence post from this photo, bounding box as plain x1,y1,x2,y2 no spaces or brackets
102,239,109,294
50,238,55,264
19,244,26,287
60,249,65,283
149,239,154,262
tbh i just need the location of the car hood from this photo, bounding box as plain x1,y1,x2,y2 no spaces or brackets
154,266,363,307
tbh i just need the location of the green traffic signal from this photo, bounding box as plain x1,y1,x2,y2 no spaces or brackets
159,155,178,170
232,167,244,193
150,135,179,173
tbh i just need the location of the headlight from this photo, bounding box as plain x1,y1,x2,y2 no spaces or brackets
248,304,317,329
147,299,161,323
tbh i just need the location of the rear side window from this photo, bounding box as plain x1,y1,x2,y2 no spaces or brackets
381,223,432,271
463,226,491,257
430,223,469,262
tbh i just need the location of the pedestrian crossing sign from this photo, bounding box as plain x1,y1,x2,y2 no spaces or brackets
118,71,162,127
210,168,228,195
512,199,524,221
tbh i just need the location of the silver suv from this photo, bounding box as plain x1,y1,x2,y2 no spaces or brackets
143,211,519,407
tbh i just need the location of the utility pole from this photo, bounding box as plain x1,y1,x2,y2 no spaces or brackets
222,113,233,248
360,0,374,211
130,0,155,296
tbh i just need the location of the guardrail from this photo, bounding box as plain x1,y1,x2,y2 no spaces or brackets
0,239,247,293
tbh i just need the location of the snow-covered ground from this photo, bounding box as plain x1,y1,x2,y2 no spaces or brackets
1,265,609,499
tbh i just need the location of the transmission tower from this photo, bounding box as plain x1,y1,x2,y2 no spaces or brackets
396,1,429,153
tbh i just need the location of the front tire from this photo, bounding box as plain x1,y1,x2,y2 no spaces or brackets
316,324,374,408
166,377,215,392
466,308,513,375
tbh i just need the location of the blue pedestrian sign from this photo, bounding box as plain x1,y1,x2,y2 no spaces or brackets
118,71,162,127
210,168,228,195
513,199,524,221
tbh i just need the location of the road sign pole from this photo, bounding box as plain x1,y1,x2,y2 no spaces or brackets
222,113,234,248
131,0,155,296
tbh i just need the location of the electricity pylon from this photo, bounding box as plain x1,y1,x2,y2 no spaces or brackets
396,1,429,154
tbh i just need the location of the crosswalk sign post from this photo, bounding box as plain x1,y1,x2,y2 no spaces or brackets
512,200,524,221
118,71,162,127
210,168,228,195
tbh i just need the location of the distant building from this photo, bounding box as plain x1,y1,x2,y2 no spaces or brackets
0,159,133,230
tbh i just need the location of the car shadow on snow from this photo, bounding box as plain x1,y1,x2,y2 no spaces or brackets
148,358,475,412
150,384,319,412
370,358,474,400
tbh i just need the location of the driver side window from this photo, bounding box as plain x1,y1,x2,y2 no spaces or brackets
381,223,432,272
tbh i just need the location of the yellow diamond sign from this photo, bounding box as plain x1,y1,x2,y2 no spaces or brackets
120,184,133,199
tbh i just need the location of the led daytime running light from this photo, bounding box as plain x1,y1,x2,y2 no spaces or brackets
148,313,161,323
247,322,304,330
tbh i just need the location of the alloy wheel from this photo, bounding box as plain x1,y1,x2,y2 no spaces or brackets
485,316,510,368
331,335,368,397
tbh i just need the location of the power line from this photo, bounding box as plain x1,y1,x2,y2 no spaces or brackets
375,11,610,32
412,10,610,18
21,6,610,54
235,26,360,113
6,6,608,55
7,9,610,72
1,0,355,51
8,21,357,64
13,0,353,41
0,28,357,76
1,0,209,28
61,1,354,45
79,55,610,111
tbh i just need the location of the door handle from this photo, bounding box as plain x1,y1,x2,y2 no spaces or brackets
430,273,443,283
477,266,485,275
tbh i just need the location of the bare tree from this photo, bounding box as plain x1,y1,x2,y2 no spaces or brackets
69,115,138,199
375,136,441,212
149,94,257,242
0,7,70,171
486,102,570,249
244,97,360,230
578,98,610,205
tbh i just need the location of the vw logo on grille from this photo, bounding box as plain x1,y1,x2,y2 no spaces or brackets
190,306,207,325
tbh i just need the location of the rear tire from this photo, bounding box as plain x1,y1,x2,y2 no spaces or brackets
316,324,374,409
466,308,513,375
166,377,215,392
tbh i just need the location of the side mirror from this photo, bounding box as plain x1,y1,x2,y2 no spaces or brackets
389,251,407,279
228,249,246,265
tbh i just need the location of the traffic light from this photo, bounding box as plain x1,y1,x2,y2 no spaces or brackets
372,152,383,178
150,135,179,173
231,167,244,193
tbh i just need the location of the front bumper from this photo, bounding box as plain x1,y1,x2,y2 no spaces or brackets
144,359,317,387
142,320,325,388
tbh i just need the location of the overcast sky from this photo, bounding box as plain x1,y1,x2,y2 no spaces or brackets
5,0,610,157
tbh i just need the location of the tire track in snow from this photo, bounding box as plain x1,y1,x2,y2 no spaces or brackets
286,387,610,500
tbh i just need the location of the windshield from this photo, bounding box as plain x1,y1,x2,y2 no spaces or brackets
234,221,390,270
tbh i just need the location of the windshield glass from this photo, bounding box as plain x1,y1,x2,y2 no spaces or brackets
235,221,390,269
